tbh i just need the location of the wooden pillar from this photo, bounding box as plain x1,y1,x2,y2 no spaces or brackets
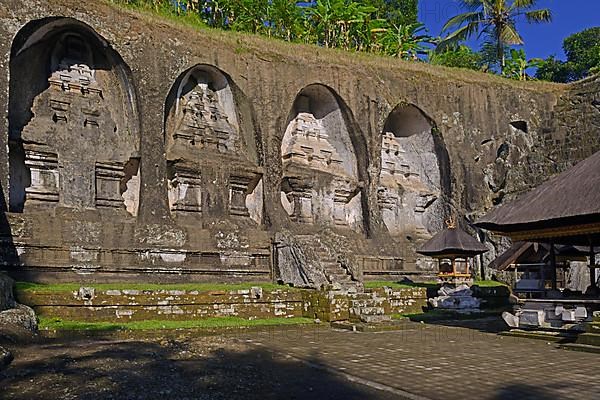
550,241,557,290
590,244,597,290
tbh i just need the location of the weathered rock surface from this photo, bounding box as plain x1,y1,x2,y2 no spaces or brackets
429,284,481,311
0,273,16,311
0,0,598,285
0,344,13,370
0,304,37,332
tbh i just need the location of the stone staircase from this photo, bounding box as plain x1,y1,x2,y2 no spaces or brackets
295,235,362,293
348,290,391,324
560,314,600,353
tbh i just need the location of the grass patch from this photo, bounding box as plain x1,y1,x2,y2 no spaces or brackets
109,0,207,30
364,281,438,290
15,281,294,294
39,316,314,331
473,280,507,287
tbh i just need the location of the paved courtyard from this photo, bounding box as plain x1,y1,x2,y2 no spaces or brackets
239,322,600,400
1,321,598,399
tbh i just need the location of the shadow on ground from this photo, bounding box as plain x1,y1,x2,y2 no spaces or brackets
0,336,400,400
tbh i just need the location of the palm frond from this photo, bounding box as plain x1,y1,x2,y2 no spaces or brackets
438,22,481,51
499,23,523,45
441,11,485,33
525,9,552,24
511,0,537,11
457,0,484,11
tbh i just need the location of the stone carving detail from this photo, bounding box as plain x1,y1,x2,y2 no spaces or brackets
172,83,236,153
378,131,440,236
229,174,261,217
23,147,59,206
282,112,345,174
11,33,139,213
95,162,126,209
168,168,203,214
281,94,361,228
166,68,262,220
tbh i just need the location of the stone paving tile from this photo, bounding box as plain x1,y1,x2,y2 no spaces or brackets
239,323,600,400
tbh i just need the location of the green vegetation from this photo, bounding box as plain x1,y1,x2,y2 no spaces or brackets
536,27,600,82
392,308,505,322
15,281,294,293
107,0,583,83
438,0,551,72
473,280,507,287
430,45,485,71
39,316,314,331
110,0,429,60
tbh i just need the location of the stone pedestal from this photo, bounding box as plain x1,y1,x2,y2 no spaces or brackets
23,148,59,207
332,180,355,226
168,168,202,215
229,172,261,217
95,161,125,209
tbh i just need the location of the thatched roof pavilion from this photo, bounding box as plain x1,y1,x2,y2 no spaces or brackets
477,150,600,291
476,150,600,245
418,220,487,282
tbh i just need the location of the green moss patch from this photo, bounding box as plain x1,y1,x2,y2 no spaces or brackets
39,316,314,332
15,281,294,294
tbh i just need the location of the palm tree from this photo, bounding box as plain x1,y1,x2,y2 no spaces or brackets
438,0,551,71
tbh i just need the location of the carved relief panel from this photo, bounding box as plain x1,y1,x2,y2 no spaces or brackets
378,106,442,237
165,66,263,222
281,90,362,230
9,30,140,215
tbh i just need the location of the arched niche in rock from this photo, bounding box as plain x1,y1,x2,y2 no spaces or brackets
377,104,449,238
164,64,263,224
280,84,363,231
8,18,141,216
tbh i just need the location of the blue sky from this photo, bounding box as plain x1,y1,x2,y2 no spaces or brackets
419,0,600,60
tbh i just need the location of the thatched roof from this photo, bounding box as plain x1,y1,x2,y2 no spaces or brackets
417,226,488,258
476,150,600,244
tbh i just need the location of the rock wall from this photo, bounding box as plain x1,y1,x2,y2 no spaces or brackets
0,0,597,283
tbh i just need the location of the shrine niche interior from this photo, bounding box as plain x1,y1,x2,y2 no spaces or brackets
164,65,263,225
280,84,364,232
377,104,447,240
8,18,141,216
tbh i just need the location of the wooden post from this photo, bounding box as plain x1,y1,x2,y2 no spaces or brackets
550,241,557,290
591,244,597,290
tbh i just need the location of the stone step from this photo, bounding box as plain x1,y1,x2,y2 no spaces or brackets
585,322,600,333
576,333,600,347
559,343,600,354
355,306,385,316
360,314,392,324
350,299,384,308
328,274,352,283
499,329,577,343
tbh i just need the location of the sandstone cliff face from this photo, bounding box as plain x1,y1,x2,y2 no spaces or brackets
0,0,597,283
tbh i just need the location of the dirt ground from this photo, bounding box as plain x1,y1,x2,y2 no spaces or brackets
0,329,401,400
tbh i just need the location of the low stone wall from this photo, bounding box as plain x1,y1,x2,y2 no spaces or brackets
369,287,428,315
303,291,350,322
17,284,433,323
18,286,305,322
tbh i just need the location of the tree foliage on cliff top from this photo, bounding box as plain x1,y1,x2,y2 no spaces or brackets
111,0,432,60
